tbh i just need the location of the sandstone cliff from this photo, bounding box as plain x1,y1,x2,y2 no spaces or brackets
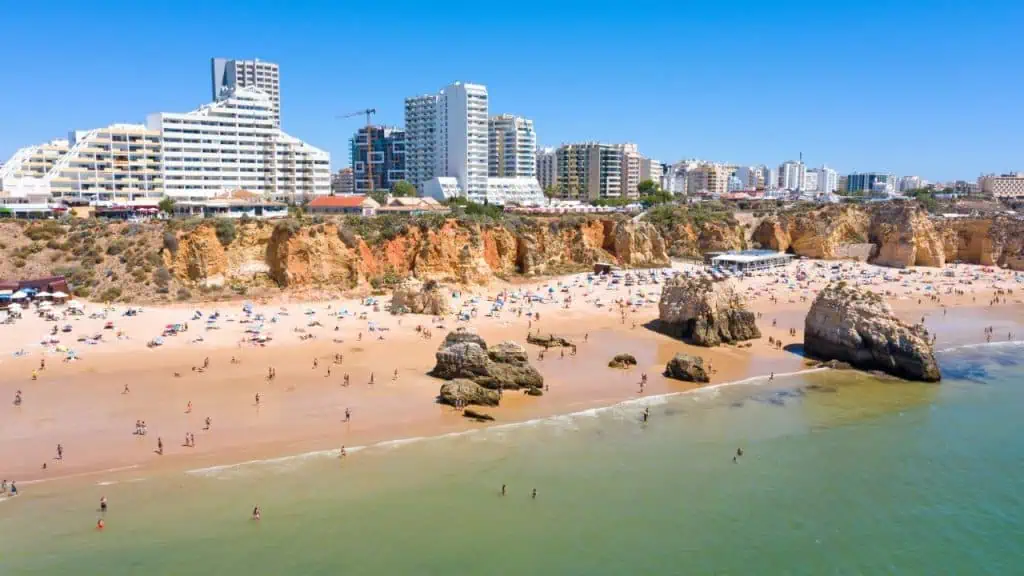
162,217,673,293
656,277,760,346
804,282,941,382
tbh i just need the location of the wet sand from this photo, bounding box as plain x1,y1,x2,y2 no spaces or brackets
1,260,1022,486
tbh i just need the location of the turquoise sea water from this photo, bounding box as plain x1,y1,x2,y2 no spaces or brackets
2,344,1023,575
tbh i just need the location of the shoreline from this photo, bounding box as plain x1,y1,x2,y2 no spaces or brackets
2,259,1023,490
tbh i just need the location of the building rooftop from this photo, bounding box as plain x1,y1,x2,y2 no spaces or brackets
307,195,375,209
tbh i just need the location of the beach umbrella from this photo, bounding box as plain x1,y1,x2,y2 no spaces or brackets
9,303,22,311
37,292,52,298
51,291,67,299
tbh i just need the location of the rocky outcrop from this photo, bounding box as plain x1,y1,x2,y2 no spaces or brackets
937,216,1024,270
526,333,575,348
463,408,495,422
163,225,228,286
440,327,488,349
804,282,941,382
431,331,544,391
613,221,670,267
438,379,500,407
664,353,710,383
752,203,945,268
656,277,760,346
608,353,638,369
390,279,451,315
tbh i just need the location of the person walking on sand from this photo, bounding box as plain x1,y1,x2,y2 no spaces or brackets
14,390,22,406
313,358,318,369
186,401,192,414
56,443,63,461
369,373,375,385
100,496,108,513
326,366,331,377
255,392,262,407
345,408,351,422
204,417,212,431
393,368,398,381
157,437,164,455
122,384,130,395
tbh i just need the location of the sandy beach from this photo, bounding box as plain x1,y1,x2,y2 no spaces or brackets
2,259,1023,486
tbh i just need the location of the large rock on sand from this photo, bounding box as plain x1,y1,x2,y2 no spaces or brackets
439,379,500,407
439,327,488,349
664,353,710,383
608,353,638,369
656,277,760,347
431,331,544,391
526,333,574,348
804,282,941,382
391,279,451,315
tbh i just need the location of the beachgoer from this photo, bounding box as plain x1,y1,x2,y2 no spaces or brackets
186,401,192,414
122,384,129,394
531,488,537,499
501,484,506,496
100,496,108,513
157,437,163,455
340,445,347,458
32,370,38,381
56,443,63,461
345,408,351,422
97,519,105,530
737,448,743,457
204,417,212,431
9,482,17,496
255,393,261,406
40,358,45,370
252,506,261,521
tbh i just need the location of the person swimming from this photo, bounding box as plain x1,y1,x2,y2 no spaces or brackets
96,518,105,530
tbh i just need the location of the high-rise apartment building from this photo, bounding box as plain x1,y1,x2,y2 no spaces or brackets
435,82,489,199
620,144,641,198
553,143,624,200
403,94,439,190
734,166,757,190
778,160,806,191
899,175,925,192
536,147,557,191
147,86,329,203
686,163,731,196
640,158,663,188
488,114,536,178
349,126,406,193
211,58,280,127
807,166,838,193
979,173,1024,199
331,168,355,195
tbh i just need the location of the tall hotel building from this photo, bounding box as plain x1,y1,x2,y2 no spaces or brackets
403,94,438,191
553,143,624,200
147,86,329,203
212,58,281,127
488,114,536,178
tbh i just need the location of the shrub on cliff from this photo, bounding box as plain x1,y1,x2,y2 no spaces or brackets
214,219,236,246
274,219,302,236
163,232,179,254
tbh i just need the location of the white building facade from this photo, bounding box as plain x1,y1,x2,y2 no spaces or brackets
211,58,281,127
536,147,557,191
640,157,663,189
435,82,489,200
146,86,330,203
488,114,536,178
778,160,806,191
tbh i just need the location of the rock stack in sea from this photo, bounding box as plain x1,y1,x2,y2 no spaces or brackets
432,328,544,399
655,276,760,346
390,278,451,316
804,282,941,382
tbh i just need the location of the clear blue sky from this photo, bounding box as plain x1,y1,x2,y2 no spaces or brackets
2,0,1021,181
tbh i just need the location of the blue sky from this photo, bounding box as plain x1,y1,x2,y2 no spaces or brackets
2,0,1021,181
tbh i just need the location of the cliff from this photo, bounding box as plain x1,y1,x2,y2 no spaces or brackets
804,282,941,382
752,203,945,268
656,276,760,346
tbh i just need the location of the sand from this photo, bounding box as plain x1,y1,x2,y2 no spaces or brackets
1,259,1022,486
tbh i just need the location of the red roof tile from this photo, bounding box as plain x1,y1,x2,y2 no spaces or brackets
308,195,370,208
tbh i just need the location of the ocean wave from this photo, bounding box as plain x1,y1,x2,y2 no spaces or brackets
185,367,828,479
19,465,141,486
937,340,1024,353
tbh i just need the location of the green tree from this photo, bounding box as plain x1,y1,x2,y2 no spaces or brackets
637,179,659,195
543,185,560,200
369,190,389,205
391,180,416,197
158,196,175,216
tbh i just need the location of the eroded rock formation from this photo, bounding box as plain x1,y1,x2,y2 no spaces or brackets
804,282,941,382
390,279,451,315
656,277,760,346
664,353,710,383
431,330,543,391
438,379,500,407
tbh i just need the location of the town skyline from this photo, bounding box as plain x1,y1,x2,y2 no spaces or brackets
2,1,1022,182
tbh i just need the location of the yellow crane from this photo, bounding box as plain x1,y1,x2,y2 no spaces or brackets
336,108,377,194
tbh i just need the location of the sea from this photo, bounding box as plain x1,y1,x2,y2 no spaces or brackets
1,343,1022,575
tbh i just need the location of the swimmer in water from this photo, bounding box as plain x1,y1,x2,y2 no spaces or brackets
96,518,105,530
501,484,506,496
340,445,347,458
531,488,537,499
252,506,261,520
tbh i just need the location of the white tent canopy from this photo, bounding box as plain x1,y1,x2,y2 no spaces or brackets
11,291,27,299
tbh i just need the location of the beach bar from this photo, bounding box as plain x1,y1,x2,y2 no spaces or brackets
709,250,794,273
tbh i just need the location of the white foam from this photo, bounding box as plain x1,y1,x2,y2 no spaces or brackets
19,465,140,486
938,340,1024,353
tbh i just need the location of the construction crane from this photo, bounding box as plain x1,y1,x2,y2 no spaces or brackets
336,108,377,194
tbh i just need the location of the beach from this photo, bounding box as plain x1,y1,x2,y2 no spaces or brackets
1,258,1022,489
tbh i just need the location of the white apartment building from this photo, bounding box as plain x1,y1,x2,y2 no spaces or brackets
687,163,731,196
808,166,839,193
404,94,438,190
0,138,70,199
536,147,557,191
620,144,641,198
640,157,663,188
481,176,544,206
979,173,1024,199
146,86,330,203
488,114,536,178
435,82,489,199
733,166,757,190
899,175,925,192
212,58,281,127
778,160,806,191
803,170,819,192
